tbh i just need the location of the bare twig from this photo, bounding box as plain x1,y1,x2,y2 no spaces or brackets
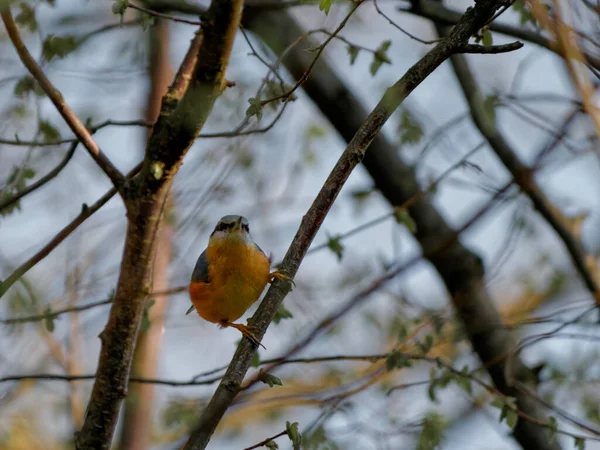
0,119,152,147
1,10,126,190
243,430,287,450
405,0,600,71
459,41,524,53
128,1,202,25
260,1,363,106
75,1,245,448
0,141,77,213
0,164,142,299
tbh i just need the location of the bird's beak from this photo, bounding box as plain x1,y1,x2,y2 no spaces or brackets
233,217,243,231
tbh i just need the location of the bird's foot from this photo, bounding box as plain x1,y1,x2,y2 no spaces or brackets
269,269,295,288
222,321,266,349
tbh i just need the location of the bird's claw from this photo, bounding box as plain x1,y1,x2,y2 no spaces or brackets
269,269,296,288
225,321,266,349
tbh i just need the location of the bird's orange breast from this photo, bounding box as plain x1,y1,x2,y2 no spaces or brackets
189,239,270,324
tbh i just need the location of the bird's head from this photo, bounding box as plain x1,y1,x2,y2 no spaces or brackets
209,215,253,246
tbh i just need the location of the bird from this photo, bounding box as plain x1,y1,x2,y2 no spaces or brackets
187,215,293,347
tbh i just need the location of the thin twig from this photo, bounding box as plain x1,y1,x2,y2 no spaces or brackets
373,0,438,45
0,119,152,147
128,1,202,25
259,1,363,106
0,164,142,299
459,41,524,53
243,430,287,450
0,10,126,190
0,141,77,213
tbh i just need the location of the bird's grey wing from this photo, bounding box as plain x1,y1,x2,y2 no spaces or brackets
254,242,267,258
191,249,210,283
187,249,210,315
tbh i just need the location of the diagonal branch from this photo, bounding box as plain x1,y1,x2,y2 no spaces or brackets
0,164,143,299
183,0,507,448
243,6,559,450
0,141,77,213
0,9,126,190
445,32,600,306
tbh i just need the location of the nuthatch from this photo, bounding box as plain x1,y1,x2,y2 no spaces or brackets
187,215,293,347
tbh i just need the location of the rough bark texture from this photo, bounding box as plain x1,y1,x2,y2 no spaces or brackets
243,8,560,450
182,1,514,448
118,19,175,450
74,2,245,449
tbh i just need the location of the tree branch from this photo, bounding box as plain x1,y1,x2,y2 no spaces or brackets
243,5,559,450
0,141,77,214
182,1,507,448
75,1,245,448
446,34,600,307
405,0,600,71
0,168,135,299
458,41,524,53
0,9,126,190
243,430,287,450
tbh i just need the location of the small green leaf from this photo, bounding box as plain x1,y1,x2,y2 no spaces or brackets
273,304,293,324
258,368,283,388
245,97,263,121
112,0,127,15
398,109,424,145
15,3,37,32
370,40,392,76
286,421,302,450
547,416,558,441
455,366,472,394
141,13,155,31
250,351,260,368
574,437,586,450
482,29,493,46
42,34,78,62
326,234,344,261
39,120,60,143
385,351,412,371
393,207,417,233
141,299,156,332
265,441,279,450
347,45,359,65
505,408,518,429
14,76,35,98
44,307,55,332
319,0,332,15
417,411,446,450
483,95,500,125
513,0,536,25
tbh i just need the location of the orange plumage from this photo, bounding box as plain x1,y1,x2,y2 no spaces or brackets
187,215,292,347
189,237,270,324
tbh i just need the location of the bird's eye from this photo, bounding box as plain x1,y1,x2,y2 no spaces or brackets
242,223,249,232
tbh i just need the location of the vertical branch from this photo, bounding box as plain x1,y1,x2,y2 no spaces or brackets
119,19,175,450
75,2,245,449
